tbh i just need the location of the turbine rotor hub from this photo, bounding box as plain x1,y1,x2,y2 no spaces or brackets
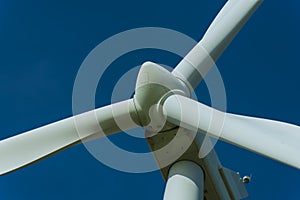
133,61,190,133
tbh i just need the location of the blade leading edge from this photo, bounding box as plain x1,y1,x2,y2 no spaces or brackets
172,0,263,89
0,99,138,175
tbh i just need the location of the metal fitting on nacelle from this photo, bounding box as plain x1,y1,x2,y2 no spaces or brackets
242,175,251,184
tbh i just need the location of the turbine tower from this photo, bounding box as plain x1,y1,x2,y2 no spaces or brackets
1,0,300,199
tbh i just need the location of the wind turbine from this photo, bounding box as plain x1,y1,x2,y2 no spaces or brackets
1,0,300,199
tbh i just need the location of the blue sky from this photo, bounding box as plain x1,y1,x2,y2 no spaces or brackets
1,0,300,199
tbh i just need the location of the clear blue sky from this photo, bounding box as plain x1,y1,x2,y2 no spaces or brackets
1,0,300,199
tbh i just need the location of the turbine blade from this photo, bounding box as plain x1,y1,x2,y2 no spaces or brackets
163,95,300,169
173,0,263,89
0,99,138,175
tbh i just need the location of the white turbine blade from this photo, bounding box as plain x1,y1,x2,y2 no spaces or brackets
163,95,300,169
0,99,138,175
173,0,263,89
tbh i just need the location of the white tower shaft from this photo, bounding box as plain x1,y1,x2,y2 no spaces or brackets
163,161,204,200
